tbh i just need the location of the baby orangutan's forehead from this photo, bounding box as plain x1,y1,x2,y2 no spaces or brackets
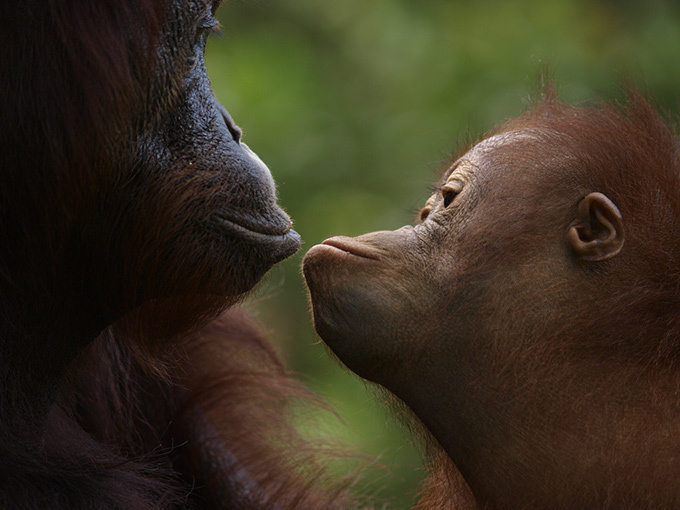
466,130,540,161
446,130,542,180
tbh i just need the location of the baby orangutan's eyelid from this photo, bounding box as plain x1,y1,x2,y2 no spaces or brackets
443,160,463,180
444,177,465,192
444,160,477,184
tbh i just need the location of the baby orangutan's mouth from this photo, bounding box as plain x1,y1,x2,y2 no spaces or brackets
321,236,381,260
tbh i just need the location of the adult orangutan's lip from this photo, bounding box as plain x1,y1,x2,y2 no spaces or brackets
321,236,381,260
212,212,301,258
213,209,293,235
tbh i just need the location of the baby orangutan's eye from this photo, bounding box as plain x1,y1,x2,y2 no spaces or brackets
443,190,457,208
441,177,464,208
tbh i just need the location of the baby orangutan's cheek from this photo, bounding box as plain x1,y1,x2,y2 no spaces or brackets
304,254,428,382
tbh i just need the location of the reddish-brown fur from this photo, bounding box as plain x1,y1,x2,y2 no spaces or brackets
303,86,680,508
1,1,357,508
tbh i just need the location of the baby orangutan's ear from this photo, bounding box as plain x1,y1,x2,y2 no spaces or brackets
567,192,624,262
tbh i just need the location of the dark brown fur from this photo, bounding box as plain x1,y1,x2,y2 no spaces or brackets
1,1,357,508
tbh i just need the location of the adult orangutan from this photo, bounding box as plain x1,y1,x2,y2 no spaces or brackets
304,87,680,509
0,1,355,508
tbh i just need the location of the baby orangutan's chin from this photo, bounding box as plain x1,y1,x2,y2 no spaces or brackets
303,245,383,378
303,243,431,387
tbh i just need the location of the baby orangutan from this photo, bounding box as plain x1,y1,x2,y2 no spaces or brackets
303,88,680,509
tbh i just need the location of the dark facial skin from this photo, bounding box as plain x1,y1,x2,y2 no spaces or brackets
112,0,301,304
3,0,300,333
304,124,680,508
0,0,300,445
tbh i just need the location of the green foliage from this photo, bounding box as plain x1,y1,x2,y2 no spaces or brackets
207,0,680,506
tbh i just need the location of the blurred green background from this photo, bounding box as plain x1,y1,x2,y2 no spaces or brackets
208,0,680,507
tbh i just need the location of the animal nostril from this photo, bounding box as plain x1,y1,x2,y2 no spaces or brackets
217,103,242,143
226,118,242,143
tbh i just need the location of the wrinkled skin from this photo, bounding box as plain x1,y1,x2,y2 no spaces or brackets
0,0,299,454
306,130,577,392
304,113,680,508
3,0,300,334
114,0,301,306
0,1,316,506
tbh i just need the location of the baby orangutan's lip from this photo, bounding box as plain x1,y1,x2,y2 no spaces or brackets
321,236,381,260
